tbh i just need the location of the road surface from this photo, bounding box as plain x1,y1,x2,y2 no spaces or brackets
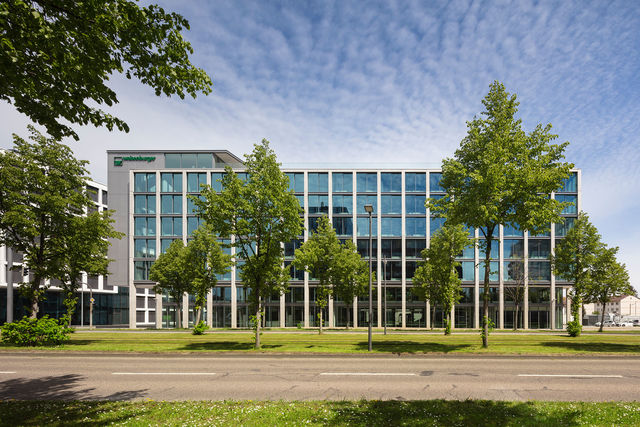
1,353,638,401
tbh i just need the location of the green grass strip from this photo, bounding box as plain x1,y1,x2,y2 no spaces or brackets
1,400,639,426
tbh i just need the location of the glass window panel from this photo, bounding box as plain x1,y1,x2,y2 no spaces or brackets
165,154,180,168
479,241,499,259
173,196,182,214
134,195,147,214
161,173,173,192
357,173,377,193
173,173,182,192
147,239,156,258
381,239,402,259
405,239,426,257
296,195,304,209
555,217,575,237
308,195,329,214
429,172,444,193
529,239,550,259
187,217,200,235
147,218,156,236
356,195,377,214
173,217,183,236
381,173,401,192
161,217,173,236
196,153,213,168
211,172,224,192
332,172,353,193
503,223,524,237
332,195,352,214
134,239,145,257
161,239,174,254
381,195,401,214
503,239,524,258
529,261,551,281
503,260,524,281
187,173,206,192
405,173,426,192
407,217,427,237
429,217,445,236
479,261,500,282
530,223,551,237
461,261,475,281
406,195,426,214
558,173,577,193
460,244,475,259
556,195,577,214
308,173,328,193
381,217,401,236
357,238,378,259
181,153,197,168
134,173,147,193
357,217,377,237
529,287,551,303
161,195,173,214
332,217,353,236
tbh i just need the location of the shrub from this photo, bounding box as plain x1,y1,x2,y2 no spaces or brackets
1,316,72,346
566,320,582,337
192,320,209,335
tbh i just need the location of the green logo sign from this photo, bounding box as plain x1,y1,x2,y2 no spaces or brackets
113,156,156,166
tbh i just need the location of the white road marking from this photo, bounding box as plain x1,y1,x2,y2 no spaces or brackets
518,374,623,378
320,373,417,376
0,371,17,374
112,372,216,376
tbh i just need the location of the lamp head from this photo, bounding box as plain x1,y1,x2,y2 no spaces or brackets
364,203,373,214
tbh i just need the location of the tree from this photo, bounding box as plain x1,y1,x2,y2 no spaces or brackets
0,127,91,318
149,239,192,329
293,216,339,334
584,246,634,333
412,223,471,335
332,240,369,329
184,224,232,326
551,211,603,335
58,211,124,325
504,260,525,330
1,0,212,140
195,140,303,348
429,81,573,347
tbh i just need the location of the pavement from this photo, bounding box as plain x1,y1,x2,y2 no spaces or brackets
1,353,639,401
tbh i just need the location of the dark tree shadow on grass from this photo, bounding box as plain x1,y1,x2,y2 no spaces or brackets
321,400,583,426
354,341,472,354
541,341,640,353
180,341,282,351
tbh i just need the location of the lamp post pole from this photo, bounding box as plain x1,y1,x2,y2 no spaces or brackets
364,203,373,352
383,258,387,335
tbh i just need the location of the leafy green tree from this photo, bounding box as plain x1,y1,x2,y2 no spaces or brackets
504,260,525,330
0,127,91,318
430,81,573,347
184,224,232,325
412,223,471,335
584,246,634,333
149,239,193,329
293,216,343,334
195,140,303,348
1,0,212,140
58,211,124,325
332,240,369,329
551,211,603,336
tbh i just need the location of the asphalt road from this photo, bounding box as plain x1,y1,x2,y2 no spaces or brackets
1,353,639,401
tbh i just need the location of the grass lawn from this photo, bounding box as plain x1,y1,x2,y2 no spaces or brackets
1,400,639,426
2,330,640,355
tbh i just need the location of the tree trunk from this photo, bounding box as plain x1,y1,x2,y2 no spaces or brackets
176,296,182,329
445,310,451,336
431,303,435,330
599,302,606,333
346,304,351,330
29,276,42,319
195,306,202,325
514,304,519,331
254,301,262,349
319,310,323,334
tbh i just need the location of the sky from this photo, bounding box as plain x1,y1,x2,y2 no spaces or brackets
1,0,639,291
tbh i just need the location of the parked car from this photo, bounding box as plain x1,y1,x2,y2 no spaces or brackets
634,320,640,327
618,321,634,327
603,320,616,327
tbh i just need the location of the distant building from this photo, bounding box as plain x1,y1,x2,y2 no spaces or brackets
585,295,640,318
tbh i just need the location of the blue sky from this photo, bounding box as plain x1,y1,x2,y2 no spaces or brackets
1,0,639,290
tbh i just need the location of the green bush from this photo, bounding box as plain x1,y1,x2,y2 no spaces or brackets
192,320,209,335
566,320,582,337
1,316,72,346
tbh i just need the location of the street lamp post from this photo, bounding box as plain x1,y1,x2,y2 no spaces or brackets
383,258,387,335
364,203,374,351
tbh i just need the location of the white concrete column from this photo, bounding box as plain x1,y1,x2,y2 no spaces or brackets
474,228,480,328
498,225,504,329
129,170,137,328
207,288,213,327
280,292,286,328
401,171,406,329
376,171,382,328
426,300,431,329
523,231,529,329
303,171,309,328
155,293,163,329
182,292,189,328
352,171,357,328
231,235,237,328
328,172,334,328
550,193,556,330
6,247,14,323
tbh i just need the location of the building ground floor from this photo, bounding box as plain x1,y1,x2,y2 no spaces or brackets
132,283,572,330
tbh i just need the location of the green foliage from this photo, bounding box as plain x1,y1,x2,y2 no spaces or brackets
0,127,91,317
192,321,208,335
149,239,192,329
0,316,72,346
195,140,303,348
0,0,212,140
480,316,496,342
294,216,366,333
184,224,232,325
413,223,471,335
552,211,603,322
431,81,573,347
566,320,582,337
